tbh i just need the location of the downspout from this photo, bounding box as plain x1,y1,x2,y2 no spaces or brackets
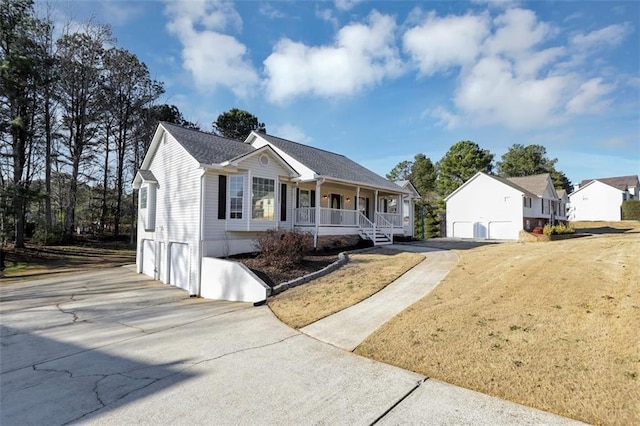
314,179,322,249
197,169,206,297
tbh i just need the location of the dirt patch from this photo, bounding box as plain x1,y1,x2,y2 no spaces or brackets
355,221,640,425
229,252,340,287
1,243,136,281
268,248,424,329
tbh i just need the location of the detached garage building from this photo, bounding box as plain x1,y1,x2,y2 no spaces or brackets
445,172,565,240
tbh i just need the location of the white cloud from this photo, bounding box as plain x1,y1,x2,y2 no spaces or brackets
263,11,403,103
335,0,363,12
484,8,554,57
427,106,461,129
455,56,569,129
403,12,489,76
570,23,632,50
271,124,313,143
101,1,143,26
566,78,615,115
259,3,285,20
165,0,258,97
407,7,632,130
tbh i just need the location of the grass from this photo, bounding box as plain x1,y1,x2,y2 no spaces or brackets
355,221,640,425
268,248,424,329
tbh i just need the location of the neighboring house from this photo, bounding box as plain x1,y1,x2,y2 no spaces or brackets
568,180,630,221
578,175,639,199
133,122,417,297
394,180,421,236
445,172,562,240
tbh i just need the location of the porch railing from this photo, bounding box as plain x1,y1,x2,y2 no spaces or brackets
377,212,403,227
294,207,315,225
294,207,401,230
375,212,394,242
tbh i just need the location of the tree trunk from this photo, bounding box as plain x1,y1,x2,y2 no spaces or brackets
100,126,110,233
44,92,53,229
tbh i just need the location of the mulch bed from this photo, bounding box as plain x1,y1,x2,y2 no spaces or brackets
227,252,339,288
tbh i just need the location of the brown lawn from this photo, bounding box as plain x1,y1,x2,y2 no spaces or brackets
1,243,136,282
268,248,424,329
355,221,640,425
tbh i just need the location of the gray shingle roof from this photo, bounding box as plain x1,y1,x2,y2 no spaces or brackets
257,133,403,192
506,174,552,197
161,121,253,164
489,174,538,198
580,175,639,191
137,170,157,182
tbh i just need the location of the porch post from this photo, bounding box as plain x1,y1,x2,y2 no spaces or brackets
247,170,252,231
314,180,321,249
356,187,360,213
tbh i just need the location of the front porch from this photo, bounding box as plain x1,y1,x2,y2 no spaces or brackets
294,207,403,245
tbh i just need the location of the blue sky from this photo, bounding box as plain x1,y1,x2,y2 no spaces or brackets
49,0,639,185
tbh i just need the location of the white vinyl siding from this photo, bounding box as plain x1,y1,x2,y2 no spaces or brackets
137,130,201,294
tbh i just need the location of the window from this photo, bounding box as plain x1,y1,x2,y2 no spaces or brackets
229,176,243,219
140,187,148,209
522,197,531,208
252,177,275,220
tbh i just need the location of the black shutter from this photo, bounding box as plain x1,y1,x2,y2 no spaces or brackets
296,188,300,208
310,190,316,208
365,198,370,219
383,199,388,213
280,183,287,222
218,175,227,219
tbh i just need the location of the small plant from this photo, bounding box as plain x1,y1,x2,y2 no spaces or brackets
532,226,544,234
542,223,575,236
254,229,313,270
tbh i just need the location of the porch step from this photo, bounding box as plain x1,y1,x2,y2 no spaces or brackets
359,230,393,246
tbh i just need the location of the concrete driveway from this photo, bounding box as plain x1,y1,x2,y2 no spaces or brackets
1,267,581,425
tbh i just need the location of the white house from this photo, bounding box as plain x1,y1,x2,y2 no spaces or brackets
578,175,639,199
445,172,563,240
568,180,630,221
133,122,417,299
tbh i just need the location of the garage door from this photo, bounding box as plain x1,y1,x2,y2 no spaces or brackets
142,240,155,278
170,243,190,291
452,222,473,238
488,221,514,240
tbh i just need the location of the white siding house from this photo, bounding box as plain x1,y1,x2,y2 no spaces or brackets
133,123,418,301
445,172,563,240
394,180,421,237
568,180,628,221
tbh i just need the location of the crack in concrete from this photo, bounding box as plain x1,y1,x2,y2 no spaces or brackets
115,322,148,334
189,333,301,367
55,297,78,323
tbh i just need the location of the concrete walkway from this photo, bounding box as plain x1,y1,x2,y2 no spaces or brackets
301,245,457,351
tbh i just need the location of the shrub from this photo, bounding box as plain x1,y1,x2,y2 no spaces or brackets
532,226,544,235
622,200,640,220
31,225,66,245
254,229,313,269
542,223,575,236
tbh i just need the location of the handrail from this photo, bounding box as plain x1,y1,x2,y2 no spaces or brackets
375,211,393,242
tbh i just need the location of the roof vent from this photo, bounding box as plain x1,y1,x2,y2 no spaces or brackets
260,155,269,166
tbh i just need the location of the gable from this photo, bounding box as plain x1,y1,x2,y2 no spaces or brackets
229,147,299,178
446,172,525,201
249,132,404,192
